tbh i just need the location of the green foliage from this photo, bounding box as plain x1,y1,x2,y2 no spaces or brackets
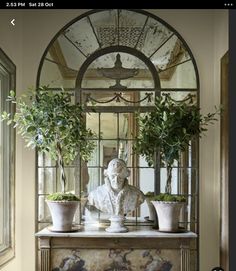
145,191,155,197
1,86,96,163
151,193,186,202
46,192,80,201
1,86,96,194
134,94,221,168
134,94,221,193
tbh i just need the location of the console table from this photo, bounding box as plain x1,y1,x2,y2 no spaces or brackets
36,225,197,271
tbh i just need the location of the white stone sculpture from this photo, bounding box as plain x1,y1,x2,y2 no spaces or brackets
87,158,145,232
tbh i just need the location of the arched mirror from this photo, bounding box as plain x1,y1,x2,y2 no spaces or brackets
37,9,199,237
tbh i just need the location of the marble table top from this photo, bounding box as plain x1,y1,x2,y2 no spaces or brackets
36,225,197,239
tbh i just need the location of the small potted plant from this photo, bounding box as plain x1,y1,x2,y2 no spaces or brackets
134,93,221,232
1,86,96,232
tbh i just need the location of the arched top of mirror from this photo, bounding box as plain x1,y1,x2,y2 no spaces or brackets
38,9,199,92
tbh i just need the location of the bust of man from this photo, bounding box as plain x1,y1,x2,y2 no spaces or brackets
87,158,145,216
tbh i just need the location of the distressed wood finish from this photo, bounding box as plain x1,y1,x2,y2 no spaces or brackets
181,245,190,271
39,238,51,271
220,51,229,271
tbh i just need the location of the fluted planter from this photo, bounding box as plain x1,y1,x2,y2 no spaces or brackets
151,201,184,232
46,200,79,232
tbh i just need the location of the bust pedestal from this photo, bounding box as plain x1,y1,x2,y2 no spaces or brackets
105,215,128,233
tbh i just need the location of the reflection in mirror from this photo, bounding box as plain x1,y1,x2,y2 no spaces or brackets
160,60,197,89
64,17,100,57
150,36,190,71
89,10,118,47
40,58,68,88
136,16,173,57
86,113,99,136
119,10,147,47
86,140,99,167
100,113,117,139
39,9,197,91
37,9,199,233
38,168,56,194
119,113,132,139
139,165,155,219
100,140,118,167
55,35,86,71
82,52,154,89
38,195,50,223
87,167,100,192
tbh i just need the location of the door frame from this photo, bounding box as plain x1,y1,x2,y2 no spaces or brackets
220,51,229,271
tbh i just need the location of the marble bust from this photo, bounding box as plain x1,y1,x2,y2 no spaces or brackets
87,158,145,232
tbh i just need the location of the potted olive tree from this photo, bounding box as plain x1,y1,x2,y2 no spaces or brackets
134,94,221,232
1,86,96,232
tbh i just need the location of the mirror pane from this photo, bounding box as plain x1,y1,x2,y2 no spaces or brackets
86,113,99,136
100,140,118,167
150,35,191,73
53,35,86,72
119,113,133,139
38,153,56,167
139,167,155,220
40,58,75,88
56,167,76,193
160,167,178,194
87,167,101,192
81,52,154,89
64,17,100,57
38,167,78,195
119,10,147,47
89,10,118,47
137,17,173,57
38,195,50,222
38,168,57,194
160,60,197,88
38,223,50,231
118,140,134,167
139,155,150,167
190,138,198,168
81,161,90,195
159,167,197,196
87,140,99,167
100,113,117,139
139,167,155,194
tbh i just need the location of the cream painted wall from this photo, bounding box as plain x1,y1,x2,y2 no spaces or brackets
0,9,228,271
149,10,228,270
0,9,85,271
